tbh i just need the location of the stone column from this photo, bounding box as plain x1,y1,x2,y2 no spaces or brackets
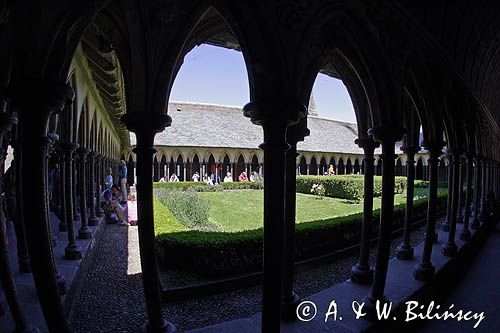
60,142,82,260
281,124,307,320
442,152,461,256
12,81,72,332
58,148,67,232
123,112,176,333
414,141,444,281
87,152,99,226
442,155,453,231
364,127,403,314
72,159,80,222
478,158,489,223
10,129,31,272
456,155,465,224
459,154,473,241
95,155,104,217
0,110,38,332
77,148,92,239
396,145,420,260
243,101,302,332
351,137,379,283
470,157,482,229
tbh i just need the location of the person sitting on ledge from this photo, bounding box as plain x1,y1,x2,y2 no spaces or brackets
223,172,233,182
238,171,248,182
169,173,179,182
102,186,128,226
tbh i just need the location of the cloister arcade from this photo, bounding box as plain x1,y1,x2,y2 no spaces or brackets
1,1,500,333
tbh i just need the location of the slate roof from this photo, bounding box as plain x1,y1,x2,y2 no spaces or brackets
129,101,377,155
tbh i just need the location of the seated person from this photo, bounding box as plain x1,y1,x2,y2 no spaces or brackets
238,171,248,182
223,172,233,182
102,187,128,226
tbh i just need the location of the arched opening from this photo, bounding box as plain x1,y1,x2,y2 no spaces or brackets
346,159,353,174
160,155,167,180
222,154,232,180
376,158,383,176
416,158,424,181
250,155,259,176
176,155,184,181
329,157,336,175
236,154,245,180
310,157,318,175
319,157,327,175
338,158,345,175
191,154,200,181
299,156,307,175
353,159,360,174
153,156,160,182
395,158,403,176
438,157,447,182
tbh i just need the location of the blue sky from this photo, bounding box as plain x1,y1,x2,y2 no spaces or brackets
170,44,356,123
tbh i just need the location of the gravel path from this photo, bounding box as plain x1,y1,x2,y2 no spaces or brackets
71,223,428,332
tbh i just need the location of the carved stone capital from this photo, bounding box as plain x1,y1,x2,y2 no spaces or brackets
368,126,405,145
121,112,172,134
421,139,446,158
243,100,306,127
400,145,420,157
355,137,380,154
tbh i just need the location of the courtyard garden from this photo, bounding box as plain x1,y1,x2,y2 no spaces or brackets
153,175,448,276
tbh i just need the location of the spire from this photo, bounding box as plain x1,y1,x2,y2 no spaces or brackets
308,93,318,117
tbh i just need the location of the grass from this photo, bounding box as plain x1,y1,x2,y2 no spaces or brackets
193,187,444,232
153,195,188,234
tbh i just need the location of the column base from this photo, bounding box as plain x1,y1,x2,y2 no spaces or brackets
95,208,104,217
441,242,457,257
459,228,471,241
64,244,83,260
140,320,177,333
396,244,414,260
22,325,41,333
18,258,32,274
88,216,99,226
73,212,81,221
51,234,58,248
350,264,374,285
441,221,450,231
78,227,93,240
56,272,68,295
59,222,67,232
413,262,435,281
281,292,301,321
470,219,480,230
362,295,389,322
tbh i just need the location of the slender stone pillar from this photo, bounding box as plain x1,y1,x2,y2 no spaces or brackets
11,81,73,332
414,141,444,281
10,128,31,272
479,158,489,223
123,112,176,333
88,152,99,226
58,149,67,232
72,162,80,222
396,145,420,260
471,157,482,230
363,126,403,314
243,101,303,332
459,154,474,241
442,152,461,256
442,156,453,232
77,148,92,239
0,111,39,332
95,155,104,217
60,142,82,260
351,137,379,283
456,155,465,224
281,124,307,320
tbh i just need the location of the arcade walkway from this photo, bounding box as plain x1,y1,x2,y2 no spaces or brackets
420,224,500,332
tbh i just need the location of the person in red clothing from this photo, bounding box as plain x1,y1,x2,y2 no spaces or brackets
238,171,248,182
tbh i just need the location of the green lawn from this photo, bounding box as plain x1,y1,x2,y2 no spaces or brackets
197,188,441,232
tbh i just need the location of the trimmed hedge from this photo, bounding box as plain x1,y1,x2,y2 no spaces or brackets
153,181,257,191
153,196,187,234
155,193,448,276
296,175,407,201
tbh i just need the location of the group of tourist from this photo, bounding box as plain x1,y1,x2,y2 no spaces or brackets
158,170,261,185
100,160,130,226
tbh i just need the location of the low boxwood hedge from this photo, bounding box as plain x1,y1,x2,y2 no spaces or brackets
153,181,257,191
155,193,447,276
296,175,407,201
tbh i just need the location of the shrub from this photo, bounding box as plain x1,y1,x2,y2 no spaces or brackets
155,194,447,276
157,189,215,231
296,175,407,201
153,196,187,234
